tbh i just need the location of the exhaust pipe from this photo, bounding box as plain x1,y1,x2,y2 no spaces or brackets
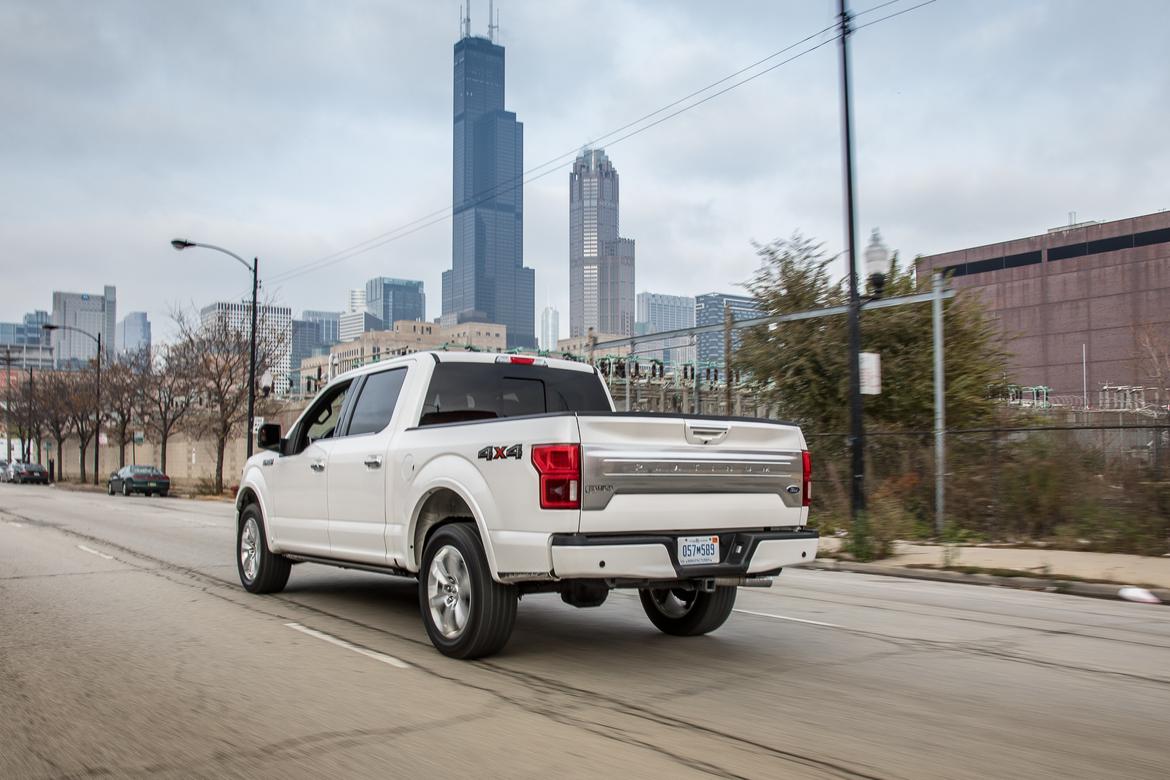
700,576,773,590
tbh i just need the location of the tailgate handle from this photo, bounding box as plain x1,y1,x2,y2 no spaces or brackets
687,423,729,444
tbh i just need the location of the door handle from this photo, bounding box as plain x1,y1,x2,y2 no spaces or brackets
310,461,325,472
364,455,384,469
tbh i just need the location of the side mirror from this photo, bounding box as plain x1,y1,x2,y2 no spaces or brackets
256,422,282,452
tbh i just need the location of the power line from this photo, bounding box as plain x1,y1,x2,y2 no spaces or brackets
265,21,840,286
266,0,938,287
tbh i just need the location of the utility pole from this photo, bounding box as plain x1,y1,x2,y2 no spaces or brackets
247,257,259,458
838,0,868,549
723,304,733,414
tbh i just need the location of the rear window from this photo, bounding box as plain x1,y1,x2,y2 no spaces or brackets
419,362,610,426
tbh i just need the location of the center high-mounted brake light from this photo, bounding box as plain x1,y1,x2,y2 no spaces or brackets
531,444,580,510
802,450,812,507
494,355,546,366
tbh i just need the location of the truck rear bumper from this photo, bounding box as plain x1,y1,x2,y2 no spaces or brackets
549,529,818,580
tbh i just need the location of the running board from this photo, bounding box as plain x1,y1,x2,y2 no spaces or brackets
284,554,414,579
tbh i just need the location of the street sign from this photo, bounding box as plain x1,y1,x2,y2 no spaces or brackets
133,430,145,445
860,352,882,395
252,417,266,434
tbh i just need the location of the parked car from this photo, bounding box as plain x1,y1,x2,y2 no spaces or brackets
108,465,170,497
9,461,49,484
0,459,8,482
236,351,816,659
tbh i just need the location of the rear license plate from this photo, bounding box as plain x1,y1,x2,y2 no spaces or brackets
678,535,719,565
148,482,157,487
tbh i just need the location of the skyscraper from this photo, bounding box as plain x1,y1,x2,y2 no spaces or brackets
441,13,535,349
50,285,116,367
635,292,694,367
569,149,635,338
115,312,151,356
301,310,342,344
540,305,560,351
695,292,761,367
365,277,425,326
200,301,293,396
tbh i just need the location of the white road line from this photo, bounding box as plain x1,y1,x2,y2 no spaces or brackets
77,544,115,560
734,608,842,628
285,622,410,669
2,521,25,527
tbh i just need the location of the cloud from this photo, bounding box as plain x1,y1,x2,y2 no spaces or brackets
2,0,1168,344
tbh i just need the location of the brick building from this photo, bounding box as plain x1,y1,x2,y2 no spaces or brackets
915,211,1170,402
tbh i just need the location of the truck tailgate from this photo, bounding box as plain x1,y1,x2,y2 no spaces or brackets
576,414,808,534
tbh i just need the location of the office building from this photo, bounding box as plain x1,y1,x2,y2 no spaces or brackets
695,293,761,367
915,211,1170,400
569,149,635,338
301,310,341,345
366,277,425,326
50,286,116,366
635,292,694,366
115,312,151,356
339,310,382,343
0,310,53,369
348,288,366,314
441,15,536,349
540,306,560,351
199,301,293,396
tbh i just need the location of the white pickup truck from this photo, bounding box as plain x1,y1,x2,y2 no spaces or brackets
236,351,816,658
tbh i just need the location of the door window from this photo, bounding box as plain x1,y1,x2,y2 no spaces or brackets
292,380,352,454
346,368,408,436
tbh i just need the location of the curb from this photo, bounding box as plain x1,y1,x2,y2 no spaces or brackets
806,559,1170,604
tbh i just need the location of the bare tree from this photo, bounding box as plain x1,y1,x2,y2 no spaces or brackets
179,307,284,493
139,342,197,475
105,351,150,468
65,371,98,482
37,372,73,481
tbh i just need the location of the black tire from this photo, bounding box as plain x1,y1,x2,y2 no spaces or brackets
107,482,114,495
122,481,131,496
236,504,291,594
418,522,517,659
158,490,169,498
638,585,738,636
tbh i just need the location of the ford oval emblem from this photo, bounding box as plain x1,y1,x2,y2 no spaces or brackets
785,485,800,494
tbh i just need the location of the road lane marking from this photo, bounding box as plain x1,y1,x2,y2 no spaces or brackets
734,608,841,628
77,544,115,560
285,622,410,669
3,521,25,527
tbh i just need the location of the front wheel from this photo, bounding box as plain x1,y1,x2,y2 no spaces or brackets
419,523,517,659
122,481,131,496
107,482,114,495
638,585,737,636
237,505,290,594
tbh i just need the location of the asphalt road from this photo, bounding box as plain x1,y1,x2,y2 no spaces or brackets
2,485,1169,779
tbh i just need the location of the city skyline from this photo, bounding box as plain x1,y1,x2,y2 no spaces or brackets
2,2,1168,344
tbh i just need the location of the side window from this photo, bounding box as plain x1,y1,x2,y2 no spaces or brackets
347,368,408,436
293,380,352,454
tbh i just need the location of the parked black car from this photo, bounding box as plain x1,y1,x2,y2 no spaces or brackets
9,461,49,484
108,465,170,497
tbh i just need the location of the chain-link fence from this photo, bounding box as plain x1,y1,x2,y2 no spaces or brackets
804,415,1170,556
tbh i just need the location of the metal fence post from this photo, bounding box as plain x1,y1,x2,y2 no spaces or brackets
933,272,946,535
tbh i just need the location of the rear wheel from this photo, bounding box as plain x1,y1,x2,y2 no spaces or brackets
237,505,291,594
639,585,737,636
419,523,516,659
122,481,130,496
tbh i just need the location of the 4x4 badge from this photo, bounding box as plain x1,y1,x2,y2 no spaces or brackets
478,444,522,461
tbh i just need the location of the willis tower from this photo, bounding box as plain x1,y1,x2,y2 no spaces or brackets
442,6,535,349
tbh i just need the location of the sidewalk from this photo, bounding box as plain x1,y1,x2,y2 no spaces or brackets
815,537,1170,600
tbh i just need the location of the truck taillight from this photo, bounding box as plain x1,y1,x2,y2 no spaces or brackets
531,444,580,510
802,450,812,507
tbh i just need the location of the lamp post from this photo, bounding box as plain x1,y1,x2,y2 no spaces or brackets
171,239,259,458
42,324,102,485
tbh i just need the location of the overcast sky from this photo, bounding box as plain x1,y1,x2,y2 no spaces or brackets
2,0,1167,342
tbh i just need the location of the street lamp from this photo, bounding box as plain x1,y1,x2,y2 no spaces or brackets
171,239,260,457
864,229,890,298
42,323,102,485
